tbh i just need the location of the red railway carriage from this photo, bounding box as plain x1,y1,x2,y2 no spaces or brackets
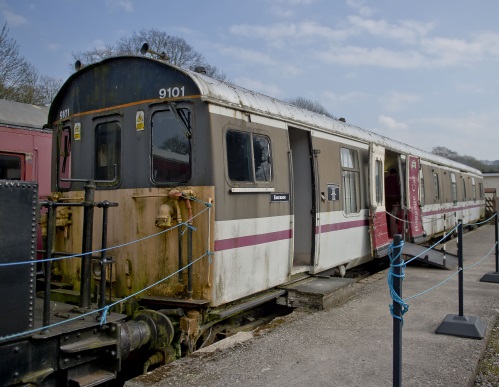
0,99,51,197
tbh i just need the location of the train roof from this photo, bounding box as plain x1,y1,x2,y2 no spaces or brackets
56,56,481,176
0,99,49,131
184,68,481,176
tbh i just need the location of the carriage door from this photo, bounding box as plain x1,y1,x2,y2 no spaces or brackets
406,155,425,242
368,144,391,257
289,127,315,269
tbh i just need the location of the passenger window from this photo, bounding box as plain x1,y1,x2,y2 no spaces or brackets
450,173,457,204
433,173,440,201
226,130,272,183
341,147,360,214
0,153,23,180
254,135,272,182
472,178,476,202
462,179,467,201
95,121,121,182
152,109,191,183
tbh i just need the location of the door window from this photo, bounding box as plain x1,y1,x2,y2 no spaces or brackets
375,159,383,205
419,169,425,206
341,147,360,214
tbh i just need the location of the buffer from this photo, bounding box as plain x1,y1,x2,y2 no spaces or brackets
402,242,458,270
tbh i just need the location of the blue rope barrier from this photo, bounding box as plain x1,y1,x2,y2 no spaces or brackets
387,241,409,323
0,205,211,267
182,194,213,207
466,212,497,227
403,241,497,302
462,241,498,271
0,249,215,342
99,305,110,325
0,203,214,342
403,270,461,302
404,223,460,265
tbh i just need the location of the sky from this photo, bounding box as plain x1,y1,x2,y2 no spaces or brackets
1,0,499,161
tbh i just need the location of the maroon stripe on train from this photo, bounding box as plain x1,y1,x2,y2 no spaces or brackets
422,203,485,216
214,218,370,252
214,229,292,252
316,219,369,234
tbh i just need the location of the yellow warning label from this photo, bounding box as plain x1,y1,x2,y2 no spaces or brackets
74,122,81,140
136,111,145,131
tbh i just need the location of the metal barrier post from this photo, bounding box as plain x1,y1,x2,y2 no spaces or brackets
392,234,403,387
436,220,486,338
480,211,499,283
42,202,55,330
494,211,499,273
458,219,464,317
496,211,498,272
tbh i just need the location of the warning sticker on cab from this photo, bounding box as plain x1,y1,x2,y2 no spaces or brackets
136,111,145,131
74,122,81,140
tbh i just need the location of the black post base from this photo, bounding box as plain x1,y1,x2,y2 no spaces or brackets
480,272,499,284
435,314,486,339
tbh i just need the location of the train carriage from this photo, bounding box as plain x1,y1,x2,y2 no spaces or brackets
47,53,486,313
7,53,483,384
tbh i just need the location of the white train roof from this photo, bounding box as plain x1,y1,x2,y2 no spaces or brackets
183,67,481,176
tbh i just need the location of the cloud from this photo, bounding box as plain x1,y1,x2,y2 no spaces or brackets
323,90,367,104
217,45,278,67
346,0,375,17
105,0,133,12
421,32,499,65
229,22,353,44
276,0,315,4
45,42,60,52
455,82,485,94
347,15,434,44
268,0,316,18
2,10,27,27
408,111,499,159
381,92,420,112
378,115,408,130
228,11,499,71
318,45,425,69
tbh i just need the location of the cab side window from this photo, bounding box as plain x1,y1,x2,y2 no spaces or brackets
152,109,191,183
95,121,121,182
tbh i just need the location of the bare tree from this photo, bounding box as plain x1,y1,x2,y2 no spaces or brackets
37,75,64,105
71,46,116,69
287,96,335,118
0,23,39,103
431,146,495,172
72,28,230,82
431,146,459,160
0,23,63,105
